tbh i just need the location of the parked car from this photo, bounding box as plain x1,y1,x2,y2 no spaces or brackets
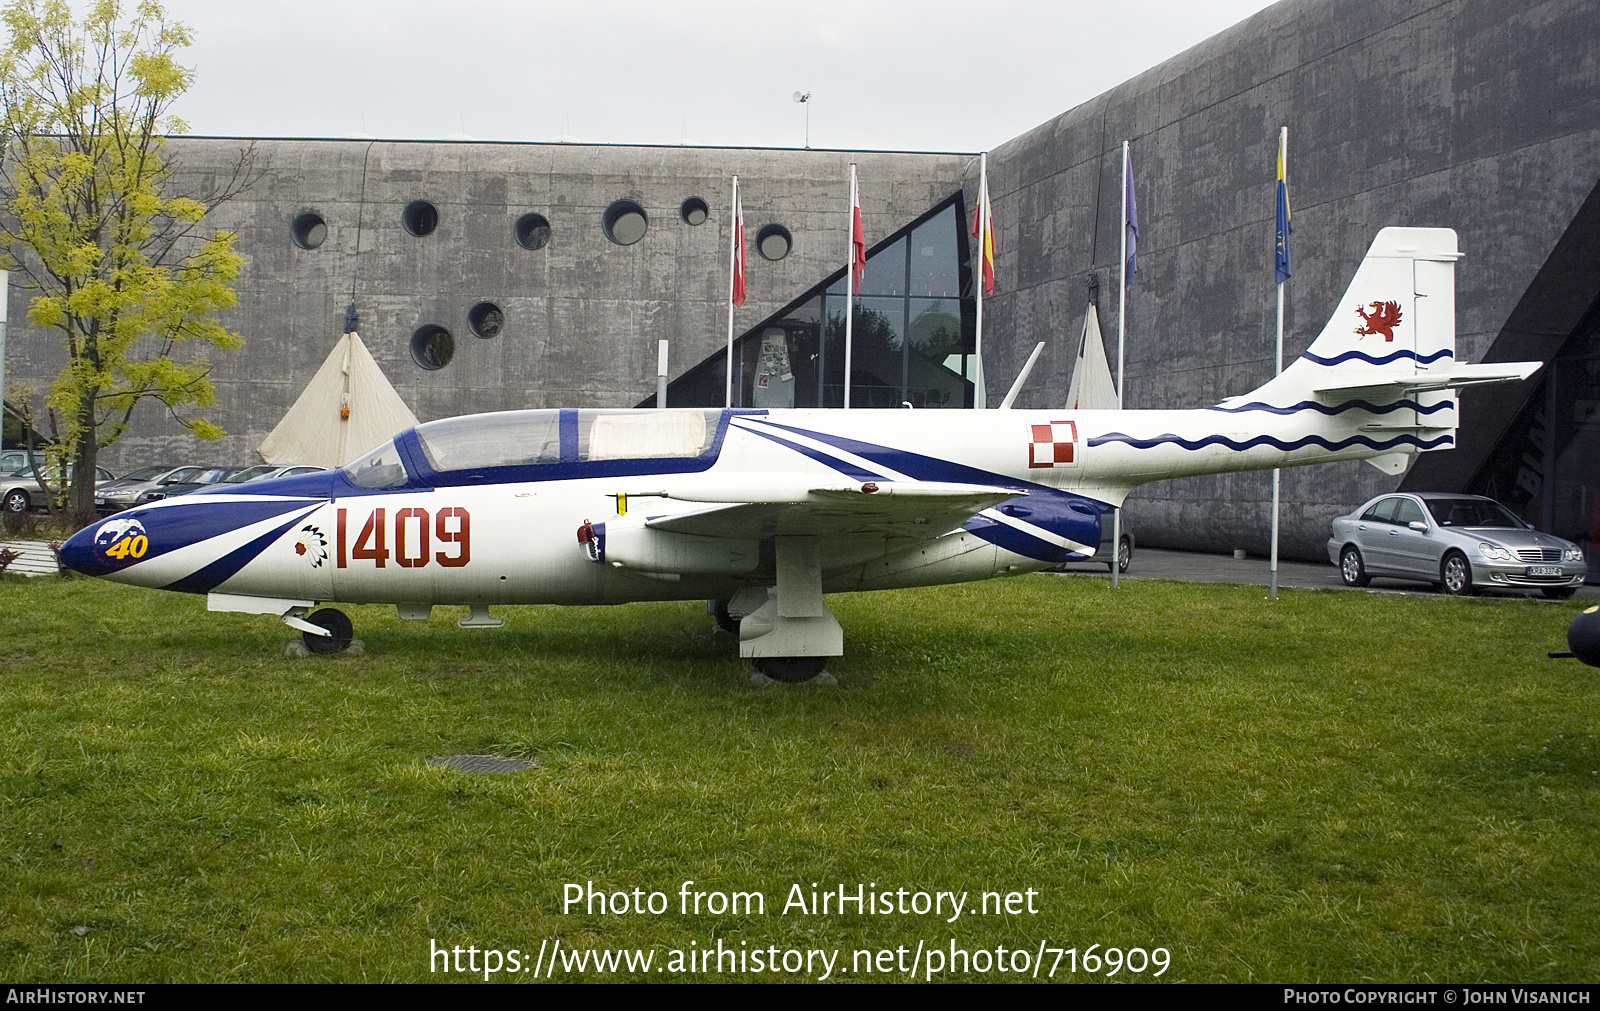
2,463,116,514
1096,511,1135,573
221,464,328,484
1049,510,1135,574
132,466,245,503
0,450,32,476
1327,492,1586,599
96,465,204,512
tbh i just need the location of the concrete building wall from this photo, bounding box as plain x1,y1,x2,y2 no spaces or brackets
5,140,970,472
975,0,1600,558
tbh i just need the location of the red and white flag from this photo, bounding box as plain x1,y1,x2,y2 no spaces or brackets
851,175,866,290
731,182,746,307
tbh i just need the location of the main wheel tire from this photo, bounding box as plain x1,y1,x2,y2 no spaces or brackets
1340,546,1370,587
1542,586,1579,600
302,607,353,653
2,489,29,514
1117,537,1132,574
1440,552,1475,596
754,656,827,683
710,599,740,635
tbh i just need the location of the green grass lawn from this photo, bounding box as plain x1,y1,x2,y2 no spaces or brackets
0,572,1595,983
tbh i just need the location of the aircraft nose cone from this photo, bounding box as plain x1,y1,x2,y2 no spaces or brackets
57,523,103,576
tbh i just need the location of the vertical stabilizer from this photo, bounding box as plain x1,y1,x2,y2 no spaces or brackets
1210,227,1537,469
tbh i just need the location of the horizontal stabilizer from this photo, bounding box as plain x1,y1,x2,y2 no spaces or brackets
1314,361,1542,399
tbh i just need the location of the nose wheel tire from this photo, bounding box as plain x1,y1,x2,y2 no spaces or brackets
302,607,354,653
1440,552,1475,596
709,599,740,635
1339,546,1370,587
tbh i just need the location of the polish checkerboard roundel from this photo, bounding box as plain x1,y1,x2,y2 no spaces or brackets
1029,420,1077,468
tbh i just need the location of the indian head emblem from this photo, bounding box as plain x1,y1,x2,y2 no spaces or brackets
295,524,329,568
1353,300,1402,342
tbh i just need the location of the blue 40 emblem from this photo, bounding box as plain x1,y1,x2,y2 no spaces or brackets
336,507,470,568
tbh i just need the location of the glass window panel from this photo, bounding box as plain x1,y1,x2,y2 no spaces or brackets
908,205,960,297
580,411,714,459
1392,498,1426,526
857,236,906,297
416,411,563,471
345,440,409,487
907,298,973,409
821,298,847,407
838,297,905,408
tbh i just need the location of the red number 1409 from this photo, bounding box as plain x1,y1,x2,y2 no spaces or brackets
336,507,470,568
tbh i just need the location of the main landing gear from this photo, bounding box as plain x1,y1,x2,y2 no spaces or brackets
715,535,842,684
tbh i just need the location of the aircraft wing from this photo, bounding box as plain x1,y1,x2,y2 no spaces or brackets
641,480,1023,540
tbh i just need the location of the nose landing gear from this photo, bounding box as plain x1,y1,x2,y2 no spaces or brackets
283,606,354,653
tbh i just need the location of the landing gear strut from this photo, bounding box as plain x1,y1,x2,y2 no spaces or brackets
738,536,842,683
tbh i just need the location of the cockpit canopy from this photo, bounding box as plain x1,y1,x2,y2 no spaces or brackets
343,409,723,488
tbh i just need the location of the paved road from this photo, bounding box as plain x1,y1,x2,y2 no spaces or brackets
1052,546,1599,600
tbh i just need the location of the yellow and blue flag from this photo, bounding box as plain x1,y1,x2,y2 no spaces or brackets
1275,132,1292,284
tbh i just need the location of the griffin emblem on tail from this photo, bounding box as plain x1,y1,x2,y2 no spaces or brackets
1353,300,1403,341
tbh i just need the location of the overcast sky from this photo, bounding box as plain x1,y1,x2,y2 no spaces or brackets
158,0,1279,152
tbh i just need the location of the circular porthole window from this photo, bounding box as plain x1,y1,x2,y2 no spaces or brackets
514,212,551,250
468,301,504,339
291,211,327,250
402,200,439,237
756,223,792,261
410,325,454,369
603,200,648,245
680,197,708,226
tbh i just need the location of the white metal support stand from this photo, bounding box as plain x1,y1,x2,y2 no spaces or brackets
1113,141,1129,590
974,152,988,409
843,163,857,410
1269,127,1287,602
724,175,739,408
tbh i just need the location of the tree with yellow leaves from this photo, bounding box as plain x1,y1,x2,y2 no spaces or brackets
0,0,255,519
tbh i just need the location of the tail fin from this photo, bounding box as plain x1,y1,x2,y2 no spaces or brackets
1224,227,1540,472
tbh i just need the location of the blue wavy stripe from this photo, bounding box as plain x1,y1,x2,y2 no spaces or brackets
1086,432,1454,453
163,508,319,595
1206,398,1456,416
1303,348,1452,367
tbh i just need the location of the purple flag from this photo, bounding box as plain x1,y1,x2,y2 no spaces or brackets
1124,151,1139,285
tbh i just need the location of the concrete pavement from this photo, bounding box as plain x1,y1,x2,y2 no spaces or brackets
1051,547,1599,600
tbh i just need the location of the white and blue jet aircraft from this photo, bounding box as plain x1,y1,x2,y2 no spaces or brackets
60,228,1539,680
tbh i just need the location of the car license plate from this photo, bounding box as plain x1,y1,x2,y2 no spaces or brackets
1527,565,1562,577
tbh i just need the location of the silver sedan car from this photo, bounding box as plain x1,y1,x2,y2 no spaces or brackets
1327,493,1586,599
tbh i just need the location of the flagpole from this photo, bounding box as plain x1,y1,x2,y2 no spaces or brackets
844,163,857,409
725,175,739,408
1113,140,1129,589
1269,127,1287,601
974,152,987,409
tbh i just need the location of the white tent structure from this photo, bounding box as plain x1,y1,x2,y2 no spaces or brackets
257,330,419,467
1065,305,1120,411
